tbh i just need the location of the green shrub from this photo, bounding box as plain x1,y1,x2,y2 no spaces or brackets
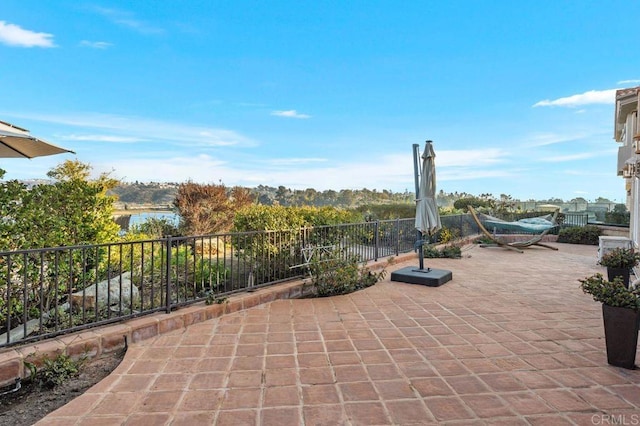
310,252,387,297
557,225,601,245
423,244,462,258
24,353,84,389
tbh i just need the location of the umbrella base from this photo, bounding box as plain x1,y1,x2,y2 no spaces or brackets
390,266,452,287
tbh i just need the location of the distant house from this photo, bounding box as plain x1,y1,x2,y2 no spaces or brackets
614,86,640,246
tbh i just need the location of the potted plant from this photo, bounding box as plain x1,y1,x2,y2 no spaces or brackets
598,248,640,289
579,273,640,369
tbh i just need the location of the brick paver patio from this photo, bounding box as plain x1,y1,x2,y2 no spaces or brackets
37,243,640,425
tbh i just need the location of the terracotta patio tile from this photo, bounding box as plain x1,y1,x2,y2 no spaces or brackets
576,366,633,385
433,334,468,346
265,354,296,369
344,401,390,425
90,393,141,415
352,339,384,350
111,374,155,392
325,339,355,352
44,394,101,419
235,344,264,357
423,396,475,421
263,385,301,407
127,359,165,375
429,359,470,376
385,399,434,425
367,364,402,380
172,346,205,359
189,372,226,389
303,404,348,425
196,357,231,372
137,390,183,412
574,387,635,411
299,367,334,385
261,407,301,425
536,389,593,412
267,342,295,355
411,377,454,397
479,372,527,392
511,371,559,389
610,384,640,406
397,362,437,378
298,353,330,368
461,394,515,418
544,369,595,388
444,375,490,394
231,356,264,371
339,381,379,402
358,350,393,364
179,389,224,411
500,392,556,415
333,364,368,382
375,380,416,400
220,388,262,410
122,413,170,425
170,411,216,426
388,348,424,363
491,357,531,371
328,351,361,366
296,341,325,353
215,409,257,426
226,370,263,388
460,358,502,373
525,414,574,425
264,368,298,387
150,373,191,391
420,347,454,361
302,384,340,404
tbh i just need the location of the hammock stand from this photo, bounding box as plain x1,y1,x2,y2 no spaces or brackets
468,206,560,253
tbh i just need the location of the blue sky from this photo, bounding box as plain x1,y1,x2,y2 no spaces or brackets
1,1,639,202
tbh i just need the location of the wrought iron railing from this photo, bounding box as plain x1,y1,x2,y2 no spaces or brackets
0,212,572,348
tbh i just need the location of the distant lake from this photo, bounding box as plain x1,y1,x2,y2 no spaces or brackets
118,211,180,230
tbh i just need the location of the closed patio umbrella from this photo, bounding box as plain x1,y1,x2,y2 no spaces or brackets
0,120,74,159
390,140,452,286
415,140,441,270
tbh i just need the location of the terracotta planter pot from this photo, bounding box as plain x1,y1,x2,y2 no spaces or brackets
606,267,631,289
602,304,640,369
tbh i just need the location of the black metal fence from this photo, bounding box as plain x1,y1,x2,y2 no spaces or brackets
0,211,578,349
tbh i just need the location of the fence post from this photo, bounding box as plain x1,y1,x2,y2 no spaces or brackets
374,221,379,261
395,218,400,255
165,236,172,314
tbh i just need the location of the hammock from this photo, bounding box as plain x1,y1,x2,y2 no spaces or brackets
468,206,560,253
482,213,557,233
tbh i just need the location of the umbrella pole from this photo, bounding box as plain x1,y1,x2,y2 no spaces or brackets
412,143,424,270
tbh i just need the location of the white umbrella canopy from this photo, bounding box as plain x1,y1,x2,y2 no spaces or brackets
0,120,74,159
415,141,441,236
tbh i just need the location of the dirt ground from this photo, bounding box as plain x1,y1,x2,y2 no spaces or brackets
0,349,125,426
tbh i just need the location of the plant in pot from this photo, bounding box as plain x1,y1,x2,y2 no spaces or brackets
598,247,640,289
579,273,640,369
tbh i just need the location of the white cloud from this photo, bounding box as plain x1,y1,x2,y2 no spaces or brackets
617,79,640,85
62,134,146,143
271,110,311,119
4,111,256,148
269,158,327,166
0,21,55,47
533,89,617,108
79,40,113,49
541,152,600,162
524,132,588,147
91,6,164,35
